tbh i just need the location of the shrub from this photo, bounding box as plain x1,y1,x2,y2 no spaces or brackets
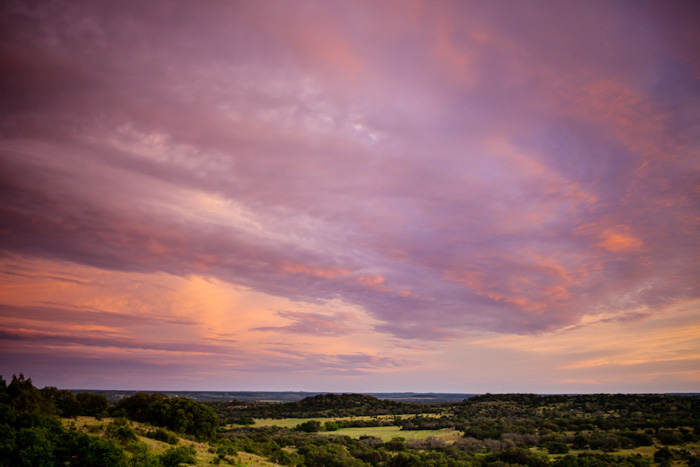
160,445,196,467
297,420,322,432
106,418,137,444
547,442,570,454
146,427,179,445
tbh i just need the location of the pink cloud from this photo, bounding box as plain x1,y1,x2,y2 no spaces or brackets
254,311,355,337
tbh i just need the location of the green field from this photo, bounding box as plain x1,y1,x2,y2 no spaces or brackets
328,426,462,443
252,413,439,429
253,417,329,428
251,417,461,443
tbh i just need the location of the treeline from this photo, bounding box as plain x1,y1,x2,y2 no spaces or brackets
0,373,216,467
209,392,438,423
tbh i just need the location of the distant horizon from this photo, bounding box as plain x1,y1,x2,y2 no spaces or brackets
68,389,698,395
2,0,699,394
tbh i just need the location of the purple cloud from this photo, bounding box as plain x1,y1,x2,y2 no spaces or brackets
0,0,698,351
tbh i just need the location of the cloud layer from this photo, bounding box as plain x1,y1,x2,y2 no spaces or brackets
1,0,699,391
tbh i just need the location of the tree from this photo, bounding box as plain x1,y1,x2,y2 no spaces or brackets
76,393,108,417
7,374,53,414
385,437,407,452
325,421,340,431
114,393,219,440
547,442,570,454
300,443,364,467
297,420,322,432
67,431,128,467
41,387,79,418
9,426,58,467
387,451,422,467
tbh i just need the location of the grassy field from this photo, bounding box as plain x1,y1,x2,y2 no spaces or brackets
327,426,462,443
251,415,462,444
251,412,439,429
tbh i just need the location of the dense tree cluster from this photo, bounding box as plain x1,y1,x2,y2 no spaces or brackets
210,393,436,421
0,374,218,466
113,392,219,440
0,374,127,466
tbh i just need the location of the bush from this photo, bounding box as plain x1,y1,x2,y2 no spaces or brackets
547,442,570,454
297,420,322,432
657,430,683,445
299,443,364,467
68,431,128,467
325,421,340,431
483,447,550,467
160,445,196,467
146,427,179,445
106,418,137,444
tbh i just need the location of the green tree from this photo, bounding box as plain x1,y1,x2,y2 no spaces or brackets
76,393,108,417
41,387,80,418
654,446,673,464
547,442,570,454
297,420,322,432
385,437,406,452
300,443,364,467
67,431,128,467
387,451,422,467
325,420,340,431
7,374,54,414
11,426,57,467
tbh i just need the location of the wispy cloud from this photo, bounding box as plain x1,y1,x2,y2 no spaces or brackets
254,311,356,336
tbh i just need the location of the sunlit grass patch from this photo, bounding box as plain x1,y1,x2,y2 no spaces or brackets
250,412,440,429
327,426,462,443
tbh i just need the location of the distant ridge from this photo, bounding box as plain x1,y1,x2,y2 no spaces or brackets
72,390,700,404
71,390,477,403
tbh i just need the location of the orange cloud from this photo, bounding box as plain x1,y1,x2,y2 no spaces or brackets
597,229,644,253
356,275,385,286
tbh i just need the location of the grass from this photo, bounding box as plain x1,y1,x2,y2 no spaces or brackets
251,413,439,429
235,452,284,466
250,415,462,445
252,417,322,429
327,426,462,443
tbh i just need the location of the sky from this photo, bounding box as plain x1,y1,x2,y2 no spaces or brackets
1,0,699,394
